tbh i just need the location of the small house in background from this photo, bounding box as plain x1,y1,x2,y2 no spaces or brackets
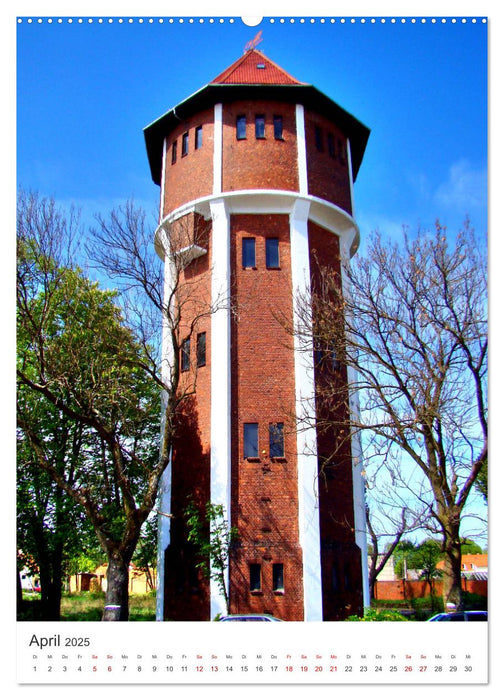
68,565,156,594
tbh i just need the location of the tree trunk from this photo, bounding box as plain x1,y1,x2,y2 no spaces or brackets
103,552,130,621
17,569,24,615
34,527,62,621
443,542,463,611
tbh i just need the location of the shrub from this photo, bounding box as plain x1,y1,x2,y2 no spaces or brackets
347,608,409,621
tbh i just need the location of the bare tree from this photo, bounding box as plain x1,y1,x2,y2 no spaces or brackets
295,220,487,611
17,191,223,620
86,202,226,618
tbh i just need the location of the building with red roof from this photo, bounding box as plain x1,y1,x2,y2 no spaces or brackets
145,48,370,621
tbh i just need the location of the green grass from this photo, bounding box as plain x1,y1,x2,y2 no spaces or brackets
19,590,156,621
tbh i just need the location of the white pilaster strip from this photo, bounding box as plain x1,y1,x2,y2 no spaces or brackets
213,103,223,195
289,198,323,621
156,238,175,621
296,104,308,196
209,197,231,619
159,137,167,224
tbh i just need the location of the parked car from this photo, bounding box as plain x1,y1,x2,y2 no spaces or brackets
218,614,282,621
427,610,487,621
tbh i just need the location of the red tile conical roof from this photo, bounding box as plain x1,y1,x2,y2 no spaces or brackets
211,49,305,86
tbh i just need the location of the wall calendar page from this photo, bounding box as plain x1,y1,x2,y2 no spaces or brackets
12,4,493,695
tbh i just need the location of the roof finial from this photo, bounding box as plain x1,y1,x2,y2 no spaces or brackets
244,30,263,52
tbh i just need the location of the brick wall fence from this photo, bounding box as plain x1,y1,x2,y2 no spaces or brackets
374,579,487,600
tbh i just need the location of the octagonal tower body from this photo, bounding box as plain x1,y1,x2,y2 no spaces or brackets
144,49,370,621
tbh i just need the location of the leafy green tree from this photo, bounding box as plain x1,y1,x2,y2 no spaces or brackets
16,402,98,619
461,539,483,555
17,190,165,620
133,517,158,591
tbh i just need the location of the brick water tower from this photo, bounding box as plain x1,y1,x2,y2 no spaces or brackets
144,47,370,621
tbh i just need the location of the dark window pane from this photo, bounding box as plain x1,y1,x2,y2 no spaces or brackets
182,132,189,156
328,132,336,157
255,115,265,139
171,141,177,164
196,332,206,367
236,115,246,140
242,238,256,268
266,238,279,268
272,563,284,591
274,115,283,140
269,423,284,458
338,139,346,163
181,338,190,372
244,423,259,458
249,563,261,591
195,126,203,150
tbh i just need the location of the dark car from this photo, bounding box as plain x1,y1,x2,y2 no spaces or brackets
427,610,487,621
218,614,282,621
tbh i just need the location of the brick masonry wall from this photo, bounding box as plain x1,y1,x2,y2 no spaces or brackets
162,107,215,216
309,220,364,619
222,101,299,193
305,108,353,213
163,213,213,621
229,213,304,620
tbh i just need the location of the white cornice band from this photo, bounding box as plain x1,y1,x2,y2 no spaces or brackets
154,189,360,261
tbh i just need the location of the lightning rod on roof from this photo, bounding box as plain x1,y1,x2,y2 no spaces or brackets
244,30,263,52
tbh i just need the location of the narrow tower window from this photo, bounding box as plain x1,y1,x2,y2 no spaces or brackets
255,115,266,139
274,115,283,140
327,132,336,158
266,238,280,269
182,131,189,156
195,125,203,150
315,125,324,152
242,237,256,268
236,115,246,140
272,563,284,592
196,332,206,367
338,138,347,164
269,423,285,458
243,423,259,459
171,140,177,164
249,563,262,592
181,337,190,372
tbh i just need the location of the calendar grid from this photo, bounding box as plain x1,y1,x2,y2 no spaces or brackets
17,621,488,684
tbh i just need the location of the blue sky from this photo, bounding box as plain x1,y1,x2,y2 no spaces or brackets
14,13,489,546
16,15,488,247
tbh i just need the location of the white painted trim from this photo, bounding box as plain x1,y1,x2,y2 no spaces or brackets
289,198,323,621
156,254,176,621
213,103,223,195
159,137,167,224
296,104,308,196
155,190,359,260
209,197,232,619
155,456,172,620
